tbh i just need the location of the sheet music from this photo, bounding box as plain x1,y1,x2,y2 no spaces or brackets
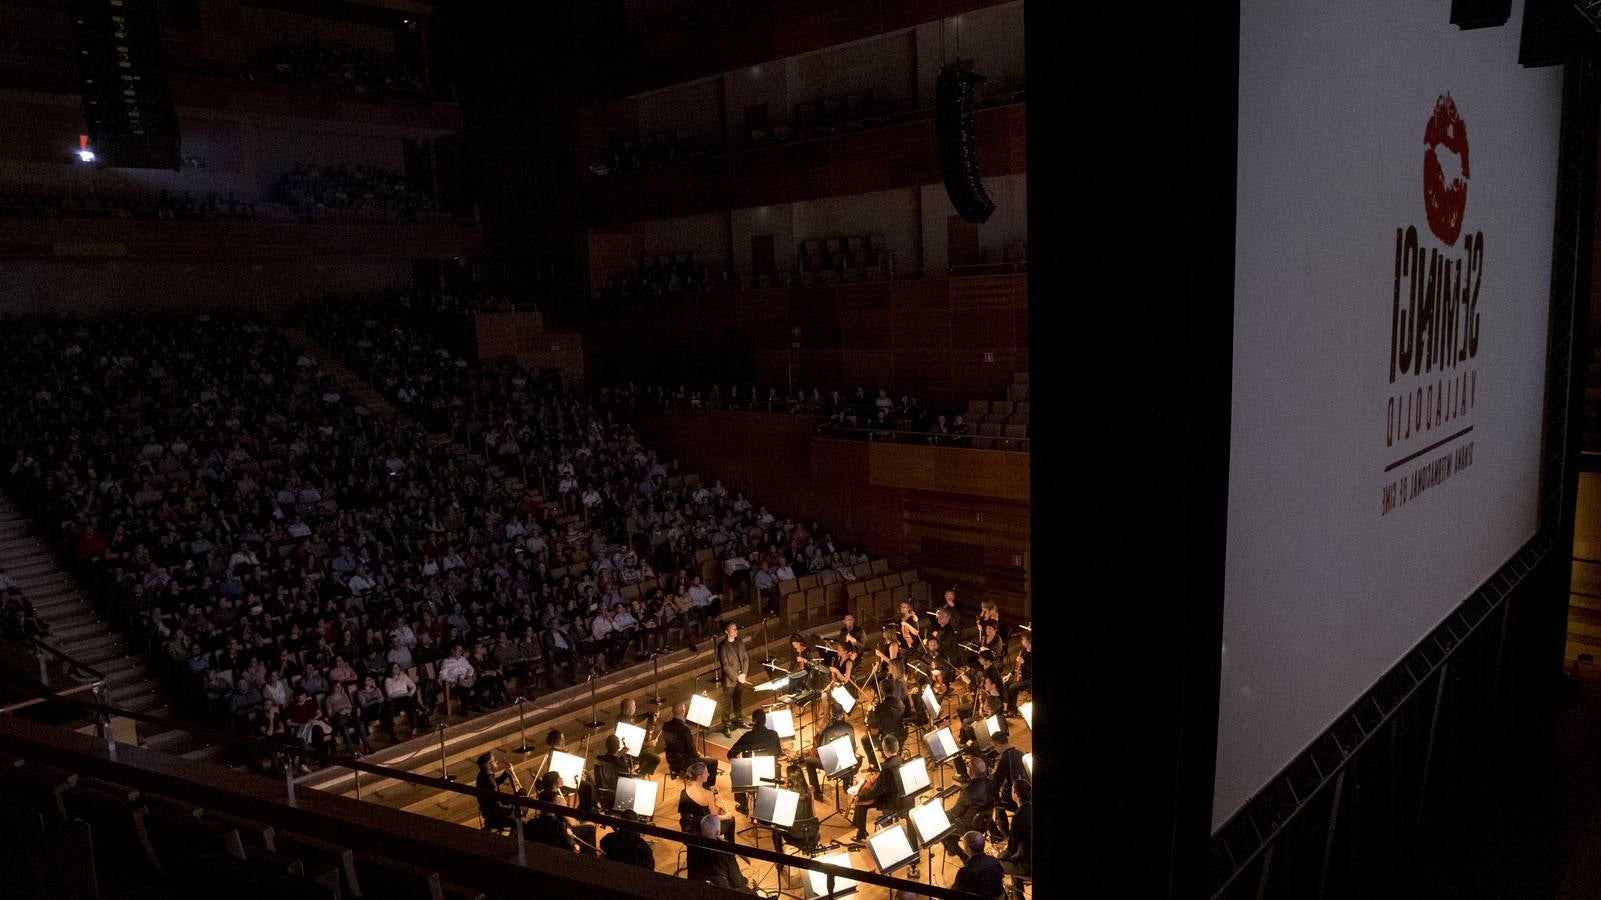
754,676,792,693
614,721,646,754
909,798,952,843
867,824,916,870
766,707,796,739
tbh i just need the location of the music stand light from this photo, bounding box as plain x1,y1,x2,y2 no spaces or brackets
896,755,932,801
923,726,960,766
753,784,800,828
921,684,940,722
546,750,585,790
730,755,777,793
802,850,858,899
1019,701,1032,730
686,693,718,727
908,795,955,845
766,706,796,740
614,720,647,756
865,822,918,875
817,735,858,779
830,684,856,714
612,776,658,816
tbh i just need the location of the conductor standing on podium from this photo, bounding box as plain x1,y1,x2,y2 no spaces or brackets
717,620,749,736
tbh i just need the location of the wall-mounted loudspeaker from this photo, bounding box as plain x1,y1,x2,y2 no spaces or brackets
69,0,180,169
936,63,996,225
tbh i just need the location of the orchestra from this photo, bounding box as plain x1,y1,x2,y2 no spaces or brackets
454,596,1032,896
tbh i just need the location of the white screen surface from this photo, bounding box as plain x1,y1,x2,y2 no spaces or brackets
1219,0,1561,832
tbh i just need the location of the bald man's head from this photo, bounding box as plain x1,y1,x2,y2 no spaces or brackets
700,814,723,839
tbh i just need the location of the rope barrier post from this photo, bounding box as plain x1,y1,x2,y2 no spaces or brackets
354,765,361,801
286,766,297,808
515,816,526,866
439,724,455,781
514,698,531,753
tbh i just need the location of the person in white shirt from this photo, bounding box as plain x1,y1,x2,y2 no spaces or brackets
505,518,526,540
390,621,417,649
287,518,312,539
348,569,375,594
228,544,259,572
775,559,796,581
383,663,428,732
438,645,476,687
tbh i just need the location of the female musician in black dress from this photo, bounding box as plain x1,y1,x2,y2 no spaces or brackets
678,760,735,841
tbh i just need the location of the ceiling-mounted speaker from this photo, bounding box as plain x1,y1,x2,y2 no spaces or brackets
936,63,996,225
69,0,180,169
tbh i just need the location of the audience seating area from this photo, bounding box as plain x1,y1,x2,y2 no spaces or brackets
260,37,433,100
279,165,451,222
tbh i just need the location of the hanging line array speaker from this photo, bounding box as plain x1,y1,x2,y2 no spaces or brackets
70,0,181,169
935,63,996,225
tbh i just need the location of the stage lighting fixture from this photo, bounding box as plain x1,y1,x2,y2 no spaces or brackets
77,149,96,163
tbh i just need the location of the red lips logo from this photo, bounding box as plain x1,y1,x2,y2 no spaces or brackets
1423,94,1470,247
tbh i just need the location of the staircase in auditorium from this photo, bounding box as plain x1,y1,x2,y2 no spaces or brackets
0,496,221,761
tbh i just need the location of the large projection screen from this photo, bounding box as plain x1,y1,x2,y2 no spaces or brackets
1218,0,1563,832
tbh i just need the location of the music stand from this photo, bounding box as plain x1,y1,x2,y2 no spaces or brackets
908,795,956,883
815,735,859,827
895,755,932,804
865,822,918,876
1023,752,1033,776
614,720,647,758
612,776,658,817
922,725,961,791
766,706,797,742
921,684,941,723
801,850,858,900
542,750,585,791
1019,701,1032,730
730,755,777,793
969,714,1003,755
829,685,856,715
686,692,718,756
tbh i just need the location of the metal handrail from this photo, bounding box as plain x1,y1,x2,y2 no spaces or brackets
3,683,985,899
20,633,105,683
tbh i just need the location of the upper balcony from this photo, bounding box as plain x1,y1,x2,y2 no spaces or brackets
582,97,1025,226
584,0,1018,101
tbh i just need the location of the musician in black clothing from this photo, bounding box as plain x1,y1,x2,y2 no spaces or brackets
617,697,661,775
837,613,865,654
802,701,856,800
592,734,634,810
998,780,1032,881
944,756,997,859
526,772,576,851
953,831,1007,899
850,734,907,840
866,687,907,747
648,699,684,762
685,814,756,892
475,752,518,831
1004,631,1033,716
600,826,655,870
727,707,784,814
990,730,1027,836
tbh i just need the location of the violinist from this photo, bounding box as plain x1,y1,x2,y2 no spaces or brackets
922,634,955,700
850,734,907,842
1004,631,1033,717
476,751,521,831
617,697,661,775
679,760,735,841
837,613,865,653
829,639,858,687
974,620,1005,667
896,601,921,652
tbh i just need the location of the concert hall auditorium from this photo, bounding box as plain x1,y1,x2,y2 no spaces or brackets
8,2,1601,899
